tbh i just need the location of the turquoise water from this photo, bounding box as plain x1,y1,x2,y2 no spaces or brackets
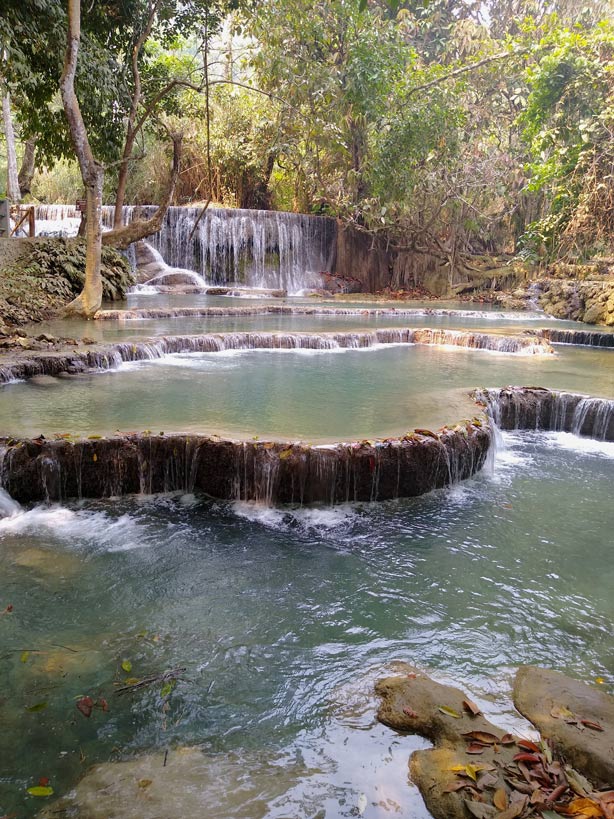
2,344,614,440
1,432,613,817
31,301,607,346
3,298,614,818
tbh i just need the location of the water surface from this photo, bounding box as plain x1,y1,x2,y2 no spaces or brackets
1,433,613,817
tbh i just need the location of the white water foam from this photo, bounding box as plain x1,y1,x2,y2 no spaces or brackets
232,500,357,532
0,487,22,517
533,431,614,459
0,504,142,550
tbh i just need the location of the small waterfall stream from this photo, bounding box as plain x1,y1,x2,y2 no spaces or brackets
35,204,337,294
477,387,614,441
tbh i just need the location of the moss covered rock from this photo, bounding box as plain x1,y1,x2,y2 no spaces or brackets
0,237,134,328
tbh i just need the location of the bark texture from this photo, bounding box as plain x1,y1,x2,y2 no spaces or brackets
59,0,104,318
2,91,20,202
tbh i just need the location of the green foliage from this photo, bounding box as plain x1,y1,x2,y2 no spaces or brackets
24,239,134,301
518,20,614,258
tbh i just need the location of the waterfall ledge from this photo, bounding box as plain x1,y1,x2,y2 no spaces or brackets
0,423,491,505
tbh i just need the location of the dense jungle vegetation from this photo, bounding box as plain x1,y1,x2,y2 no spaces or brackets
1,0,613,275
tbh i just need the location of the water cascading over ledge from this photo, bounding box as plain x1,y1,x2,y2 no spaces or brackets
0,424,491,505
0,329,554,385
35,204,338,293
475,386,614,440
536,328,614,348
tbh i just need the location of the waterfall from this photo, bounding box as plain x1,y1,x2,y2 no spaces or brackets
0,423,491,505
538,328,614,348
0,329,554,385
35,204,337,294
97,304,560,322
475,387,614,441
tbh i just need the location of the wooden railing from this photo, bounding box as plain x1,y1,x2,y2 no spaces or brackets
10,205,36,237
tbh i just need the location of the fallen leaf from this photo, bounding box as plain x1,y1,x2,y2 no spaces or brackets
444,781,470,793
497,800,526,819
493,788,508,811
121,659,132,673
138,779,152,789
403,707,418,718
26,786,54,797
512,752,541,764
467,744,486,755
559,797,605,818
462,731,500,745
500,734,515,745
595,678,605,685
76,696,94,718
438,705,462,719
463,699,482,717
98,698,109,712
476,773,499,791
25,701,48,712
566,767,593,797
580,720,604,732
464,800,497,818
530,788,545,805
20,651,29,663
38,777,50,787
516,739,540,753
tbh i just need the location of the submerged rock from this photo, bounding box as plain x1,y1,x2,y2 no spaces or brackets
38,747,314,819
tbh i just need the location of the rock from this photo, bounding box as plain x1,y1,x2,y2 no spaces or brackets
81,337,97,345
376,668,506,745
376,669,522,819
39,746,313,819
583,301,606,324
513,665,614,787
15,336,33,349
376,665,614,819
36,333,57,343
29,375,59,387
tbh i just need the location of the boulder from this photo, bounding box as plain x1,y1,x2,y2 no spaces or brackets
514,665,614,788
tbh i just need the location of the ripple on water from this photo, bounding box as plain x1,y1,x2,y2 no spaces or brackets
1,432,613,819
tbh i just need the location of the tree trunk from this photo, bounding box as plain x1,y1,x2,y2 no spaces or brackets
60,0,104,318
103,133,182,250
2,91,21,202
18,136,37,197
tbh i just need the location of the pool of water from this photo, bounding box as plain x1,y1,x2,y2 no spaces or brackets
3,343,614,441
1,431,613,818
29,297,610,346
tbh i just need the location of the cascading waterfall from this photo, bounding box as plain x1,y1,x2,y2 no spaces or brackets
537,328,614,348
0,422,491,506
0,329,554,385
35,204,337,294
97,304,557,321
475,387,614,441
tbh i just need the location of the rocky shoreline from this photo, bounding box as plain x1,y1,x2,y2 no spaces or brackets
376,665,614,819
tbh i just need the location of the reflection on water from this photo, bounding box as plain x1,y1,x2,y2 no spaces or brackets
1,433,613,817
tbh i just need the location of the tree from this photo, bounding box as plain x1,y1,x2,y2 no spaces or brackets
1,88,20,202
60,0,104,316
518,20,614,260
